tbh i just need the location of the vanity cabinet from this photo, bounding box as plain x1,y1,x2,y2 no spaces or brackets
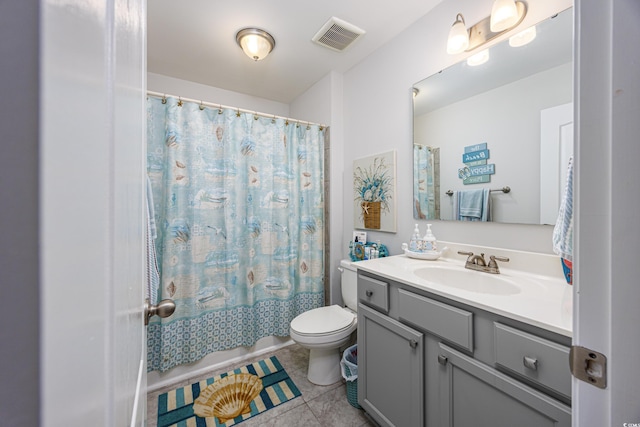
358,303,424,426
439,343,570,427
357,270,571,427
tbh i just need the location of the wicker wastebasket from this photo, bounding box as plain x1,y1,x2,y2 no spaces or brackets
340,344,361,409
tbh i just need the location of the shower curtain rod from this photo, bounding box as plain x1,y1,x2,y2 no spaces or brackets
146,91,327,129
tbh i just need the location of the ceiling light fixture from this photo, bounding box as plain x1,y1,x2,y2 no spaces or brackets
447,1,527,55
236,28,275,61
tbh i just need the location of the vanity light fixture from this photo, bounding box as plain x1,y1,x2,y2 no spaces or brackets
509,25,537,47
467,49,489,66
236,28,275,61
447,1,527,55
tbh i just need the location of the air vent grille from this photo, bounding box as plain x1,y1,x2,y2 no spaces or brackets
312,17,365,52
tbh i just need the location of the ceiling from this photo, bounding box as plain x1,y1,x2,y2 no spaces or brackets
147,0,442,104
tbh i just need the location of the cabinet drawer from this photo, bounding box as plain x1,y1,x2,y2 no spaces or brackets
398,289,473,352
494,323,571,398
358,274,389,313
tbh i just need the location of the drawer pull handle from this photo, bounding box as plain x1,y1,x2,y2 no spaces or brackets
409,339,418,349
365,290,373,297
523,356,538,370
438,355,448,366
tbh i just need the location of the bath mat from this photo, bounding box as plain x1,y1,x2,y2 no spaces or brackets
157,356,301,427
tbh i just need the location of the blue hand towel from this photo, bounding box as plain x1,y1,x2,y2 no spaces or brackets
456,189,491,221
553,157,574,261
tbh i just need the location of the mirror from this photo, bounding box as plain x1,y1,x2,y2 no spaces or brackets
413,8,573,224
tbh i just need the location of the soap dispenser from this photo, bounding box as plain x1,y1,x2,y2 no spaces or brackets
409,224,421,252
422,224,437,252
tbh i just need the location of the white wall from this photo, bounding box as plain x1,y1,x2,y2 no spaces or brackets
342,0,572,257
148,72,290,117
415,63,572,224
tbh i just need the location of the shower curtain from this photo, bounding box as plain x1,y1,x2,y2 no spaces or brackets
413,145,440,220
146,96,325,372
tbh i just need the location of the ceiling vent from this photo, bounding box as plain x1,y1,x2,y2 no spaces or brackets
312,17,365,52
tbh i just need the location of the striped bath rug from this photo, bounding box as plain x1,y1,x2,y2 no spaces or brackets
157,356,301,427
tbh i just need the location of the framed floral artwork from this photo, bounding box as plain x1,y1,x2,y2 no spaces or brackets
353,150,396,232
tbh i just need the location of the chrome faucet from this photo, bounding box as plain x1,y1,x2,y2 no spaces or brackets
458,251,509,274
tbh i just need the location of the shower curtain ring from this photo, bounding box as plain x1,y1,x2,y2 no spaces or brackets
271,115,276,124
177,97,183,107
199,101,205,110
306,122,310,130
254,112,259,120
161,94,167,104
218,105,223,114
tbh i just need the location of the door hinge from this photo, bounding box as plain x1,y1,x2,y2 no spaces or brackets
570,345,607,389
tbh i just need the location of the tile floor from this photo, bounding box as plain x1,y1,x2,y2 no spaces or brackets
147,343,378,427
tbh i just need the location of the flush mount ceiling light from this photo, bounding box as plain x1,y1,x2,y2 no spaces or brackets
236,28,275,61
447,1,527,55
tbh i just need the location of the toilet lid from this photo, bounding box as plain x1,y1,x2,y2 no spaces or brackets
290,305,356,336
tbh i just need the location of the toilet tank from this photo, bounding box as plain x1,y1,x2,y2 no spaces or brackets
340,259,358,311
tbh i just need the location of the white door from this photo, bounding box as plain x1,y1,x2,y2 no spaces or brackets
540,103,573,225
40,0,147,426
574,0,640,426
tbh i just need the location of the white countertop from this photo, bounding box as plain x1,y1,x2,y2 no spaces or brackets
354,251,573,338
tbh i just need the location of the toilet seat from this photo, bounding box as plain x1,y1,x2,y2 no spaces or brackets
290,305,356,337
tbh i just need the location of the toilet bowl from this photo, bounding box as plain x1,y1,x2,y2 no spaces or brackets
289,259,358,385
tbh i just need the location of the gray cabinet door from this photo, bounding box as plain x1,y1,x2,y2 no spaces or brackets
358,303,424,427
438,343,571,427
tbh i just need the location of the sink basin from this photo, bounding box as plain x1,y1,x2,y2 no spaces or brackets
413,266,521,295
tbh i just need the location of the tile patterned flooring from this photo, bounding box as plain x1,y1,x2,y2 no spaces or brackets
147,343,377,427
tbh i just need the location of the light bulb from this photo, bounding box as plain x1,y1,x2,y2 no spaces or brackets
509,26,536,47
236,28,275,61
490,0,519,32
467,49,489,66
447,14,469,55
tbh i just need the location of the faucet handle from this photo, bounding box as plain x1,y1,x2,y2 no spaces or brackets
458,251,474,262
488,255,510,267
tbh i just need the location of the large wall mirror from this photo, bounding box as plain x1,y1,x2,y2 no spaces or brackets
413,8,573,225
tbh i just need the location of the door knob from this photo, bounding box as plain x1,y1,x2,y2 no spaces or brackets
144,298,176,325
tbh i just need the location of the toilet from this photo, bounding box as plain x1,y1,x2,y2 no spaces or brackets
289,259,358,385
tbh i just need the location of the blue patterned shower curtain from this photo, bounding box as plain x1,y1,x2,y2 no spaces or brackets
146,96,325,372
413,145,440,220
